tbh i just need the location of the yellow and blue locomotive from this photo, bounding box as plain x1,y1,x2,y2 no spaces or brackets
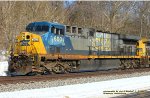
9,21,150,75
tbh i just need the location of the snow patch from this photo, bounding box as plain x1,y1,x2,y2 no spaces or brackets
0,50,9,76
0,61,9,76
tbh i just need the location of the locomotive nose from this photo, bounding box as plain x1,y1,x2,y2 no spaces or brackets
14,32,32,54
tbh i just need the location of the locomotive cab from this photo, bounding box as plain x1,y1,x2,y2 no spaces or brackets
9,22,66,75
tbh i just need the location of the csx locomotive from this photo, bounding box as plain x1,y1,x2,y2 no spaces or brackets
9,21,150,75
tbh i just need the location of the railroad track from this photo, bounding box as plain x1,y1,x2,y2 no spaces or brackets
0,68,150,85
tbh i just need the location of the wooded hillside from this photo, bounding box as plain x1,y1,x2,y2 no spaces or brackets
0,1,150,50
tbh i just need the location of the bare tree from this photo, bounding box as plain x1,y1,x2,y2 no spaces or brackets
1,1,150,50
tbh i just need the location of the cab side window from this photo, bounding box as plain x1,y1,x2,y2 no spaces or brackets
51,26,56,34
60,29,64,35
56,29,60,35
51,26,64,35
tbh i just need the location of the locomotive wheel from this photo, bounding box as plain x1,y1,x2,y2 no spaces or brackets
52,63,65,73
65,67,72,73
121,60,132,69
40,65,51,75
125,60,132,69
120,60,126,70
132,59,138,68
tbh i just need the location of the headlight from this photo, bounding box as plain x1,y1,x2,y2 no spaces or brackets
32,38,39,42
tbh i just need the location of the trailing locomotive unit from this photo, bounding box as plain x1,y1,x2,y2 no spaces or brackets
9,21,150,75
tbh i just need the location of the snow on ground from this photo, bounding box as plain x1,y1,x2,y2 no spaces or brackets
0,61,9,76
0,75,150,98
0,50,9,76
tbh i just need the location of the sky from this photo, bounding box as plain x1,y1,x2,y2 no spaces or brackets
64,0,75,8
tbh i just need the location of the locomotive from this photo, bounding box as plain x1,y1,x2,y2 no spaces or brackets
9,21,150,75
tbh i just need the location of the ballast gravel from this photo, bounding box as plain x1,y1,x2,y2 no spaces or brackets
0,71,150,92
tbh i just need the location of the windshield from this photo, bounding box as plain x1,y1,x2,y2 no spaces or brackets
26,25,49,35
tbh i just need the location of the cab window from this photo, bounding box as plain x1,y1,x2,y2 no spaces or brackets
51,27,64,35
60,29,64,35
35,25,49,32
51,26,56,34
